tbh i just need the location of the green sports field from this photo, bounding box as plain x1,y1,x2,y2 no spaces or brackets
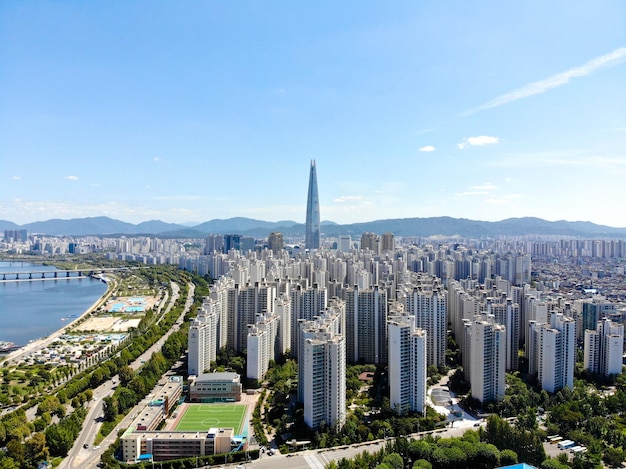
174,404,247,434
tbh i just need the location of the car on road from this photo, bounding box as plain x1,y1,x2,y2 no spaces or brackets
83,443,89,449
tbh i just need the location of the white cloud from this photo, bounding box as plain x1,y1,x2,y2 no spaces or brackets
458,136,499,149
419,145,436,152
485,194,523,204
463,47,626,115
64,175,79,181
467,136,499,146
11,176,22,180
153,157,162,162
334,195,364,203
454,191,488,197
471,182,497,191
153,195,207,201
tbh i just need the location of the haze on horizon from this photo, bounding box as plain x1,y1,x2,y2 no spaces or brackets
1,2,626,228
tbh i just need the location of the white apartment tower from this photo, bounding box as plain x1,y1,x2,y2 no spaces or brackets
584,318,624,376
528,313,576,392
388,314,427,414
469,317,506,404
488,297,521,371
246,312,280,381
290,283,328,359
228,282,276,353
299,305,346,430
274,294,292,356
188,306,218,376
345,285,388,364
399,280,447,368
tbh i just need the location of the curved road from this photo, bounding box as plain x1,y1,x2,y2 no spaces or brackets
59,281,194,469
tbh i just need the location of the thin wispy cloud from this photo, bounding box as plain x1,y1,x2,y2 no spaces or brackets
64,175,79,181
458,136,499,149
11,176,22,180
471,182,497,191
419,145,436,152
455,191,488,197
485,194,523,204
153,195,207,201
462,47,626,116
334,195,364,203
455,182,497,197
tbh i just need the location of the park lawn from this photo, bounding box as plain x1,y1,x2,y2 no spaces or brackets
175,404,247,434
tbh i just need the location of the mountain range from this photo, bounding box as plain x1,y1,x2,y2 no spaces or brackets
2,216,626,239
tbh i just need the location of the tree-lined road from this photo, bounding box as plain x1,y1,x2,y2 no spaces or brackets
59,281,194,469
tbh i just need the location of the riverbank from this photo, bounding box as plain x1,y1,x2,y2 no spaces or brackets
3,276,116,364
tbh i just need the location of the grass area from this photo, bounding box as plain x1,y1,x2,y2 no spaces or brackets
175,404,247,434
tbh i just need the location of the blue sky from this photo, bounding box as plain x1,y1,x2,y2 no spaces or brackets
2,1,626,227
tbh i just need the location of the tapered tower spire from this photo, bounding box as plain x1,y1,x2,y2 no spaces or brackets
305,160,320,250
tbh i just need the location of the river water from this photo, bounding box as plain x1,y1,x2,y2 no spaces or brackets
0,261,108,347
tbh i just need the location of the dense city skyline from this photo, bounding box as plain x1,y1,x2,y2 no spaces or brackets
2,2,626,227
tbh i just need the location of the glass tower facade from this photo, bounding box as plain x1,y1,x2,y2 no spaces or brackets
305,160,320,250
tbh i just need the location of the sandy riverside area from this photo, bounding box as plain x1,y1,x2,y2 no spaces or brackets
71,293,159,333
3,279,115,364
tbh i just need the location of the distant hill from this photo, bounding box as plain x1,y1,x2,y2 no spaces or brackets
1,216,626,239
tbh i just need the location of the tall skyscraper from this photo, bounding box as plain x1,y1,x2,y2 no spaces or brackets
305,160,321,250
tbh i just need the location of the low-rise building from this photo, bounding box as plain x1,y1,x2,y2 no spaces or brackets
122,427,235,462
188,372,242,403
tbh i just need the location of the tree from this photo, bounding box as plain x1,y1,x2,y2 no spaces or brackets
103,396,119,422
118,365,135,385
24,432,49,468
499,449,518,466
541,459,570,469
5,440,24,466
0,457,19,469
413,461,432,469
381,453,403,469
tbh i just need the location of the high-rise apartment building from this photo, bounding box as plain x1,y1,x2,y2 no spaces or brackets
381,232,395,252
388,313,427,414
527,313,576,392
360,232,380,254
227,282,276,353
469,317,506,404
301,327,346,430
345,285,388,364
582,297,616,333
297,299,345,404
188,300,218,376
290,283,328,359
246,312,279,381
305,160,320,250
488,297,521,371
267,232,284,255
584,318,624,376
398,279,447,368
337,235,352,252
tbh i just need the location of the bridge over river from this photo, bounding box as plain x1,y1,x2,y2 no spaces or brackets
0,267,129,282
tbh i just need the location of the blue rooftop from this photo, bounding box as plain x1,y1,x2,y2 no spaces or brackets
497,465,538,469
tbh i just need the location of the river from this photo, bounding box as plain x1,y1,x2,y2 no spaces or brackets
0,261,108,348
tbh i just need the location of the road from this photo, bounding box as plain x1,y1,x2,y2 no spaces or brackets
228,424,485,469
59,281,194,469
